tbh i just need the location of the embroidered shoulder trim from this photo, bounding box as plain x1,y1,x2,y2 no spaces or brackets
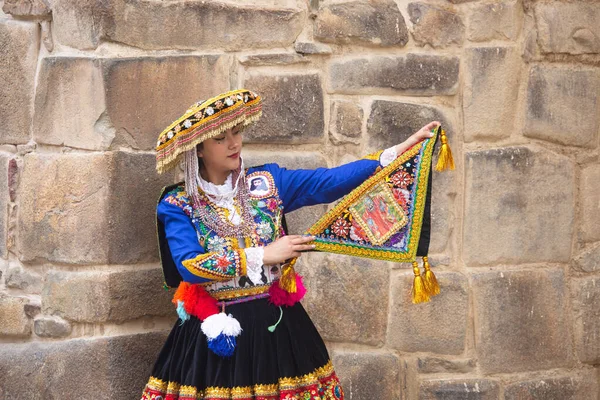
162,186,193,218
362,150,384,161
181,249,247,281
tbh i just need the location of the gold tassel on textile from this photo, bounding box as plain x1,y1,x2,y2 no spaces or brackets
422,256,440,296
280,258,298,293
412,261,431,304
434,128,455,172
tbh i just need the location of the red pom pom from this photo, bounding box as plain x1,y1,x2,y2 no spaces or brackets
268,275,306,307
172,282,218,320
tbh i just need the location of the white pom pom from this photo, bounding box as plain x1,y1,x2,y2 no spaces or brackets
201,313,242,340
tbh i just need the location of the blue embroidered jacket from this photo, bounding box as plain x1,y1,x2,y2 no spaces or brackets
157,156,385,300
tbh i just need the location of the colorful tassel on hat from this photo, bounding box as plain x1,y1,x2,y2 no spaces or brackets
201,312,242,357
422,256,440,296
435,128,455,172
412,261,431,304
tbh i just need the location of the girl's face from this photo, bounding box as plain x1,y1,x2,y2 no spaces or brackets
197,124,243,175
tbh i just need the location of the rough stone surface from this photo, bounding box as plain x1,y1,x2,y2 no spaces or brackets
239,53,308,66
33,57,108,150
535,2,600,55
464,147,574,265
388,272,468,355
53,0,305,51
367,101,451,151
294,41,332,55
18,153,111,264
104,56,232,151
303,253,389,345
524,66,599,148
243,73,324,144
464,47,520,142
2,0,51,17
0,154,9,259
0,20,38,145
430,170,456,255
18,152,172,264
504,372,599,400
329,100,363,142
33,316,72,338
419,379,500,400
581,165,600,243
417,357,476,374
332,351,401,400
0,295,31,337
572,277,600,364
330,55,459,95
467,1,522,42
408,3,464,48
5,263,42,292
0,331,168,399
42,268,172,323
315,0,408,47
574,242,600,273
472,268,573,374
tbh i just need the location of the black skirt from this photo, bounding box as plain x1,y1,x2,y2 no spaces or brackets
140,298,344,399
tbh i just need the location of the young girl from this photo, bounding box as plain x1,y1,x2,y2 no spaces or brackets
142,89,438,400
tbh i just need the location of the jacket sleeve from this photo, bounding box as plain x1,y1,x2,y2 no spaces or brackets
269,151,393,213
157,200,247,284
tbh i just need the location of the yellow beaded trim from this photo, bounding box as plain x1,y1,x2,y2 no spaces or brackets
144,360,336,397
182,249,247,281
209,284,271,301
307,133,437,262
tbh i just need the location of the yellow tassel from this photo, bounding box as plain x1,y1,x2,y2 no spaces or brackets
422,256,440,296
280,259,298,293
412,262,431,304
435,128,455,172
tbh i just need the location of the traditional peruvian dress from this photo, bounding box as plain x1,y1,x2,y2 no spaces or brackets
140,150,397,400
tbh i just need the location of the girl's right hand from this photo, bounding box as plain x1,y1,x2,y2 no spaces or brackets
263,235,316,265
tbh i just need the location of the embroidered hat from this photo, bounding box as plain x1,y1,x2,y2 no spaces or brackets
155,89,262,174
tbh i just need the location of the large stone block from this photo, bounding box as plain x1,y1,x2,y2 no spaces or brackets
332,351,401,400
535,2,600,55
104,56,232,151
0,154,9,259
33,57,108,150
464,47,520,142
388,272,468,355
5,263,42,293
329,100,363,142
0,20,38,145
472,268,573,374
572,277,600,364
303,253,389,346
330,55,459,95
504,371,599,400
314,0,408,47
53,0,304,51
581,165,600,243
33,315,72,338
408,3,464,48
3,0,51,17
524,65,599,148
0,331,168,399
42,268,173,323
0,294,31,337
419,379,500,400
416,357,476,374
18,152,173,264
243,73,324,144
464,147,574,265
367,101,451,151
467,1,522,42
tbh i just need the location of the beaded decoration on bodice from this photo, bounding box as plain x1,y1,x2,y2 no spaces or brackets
163,170,286,300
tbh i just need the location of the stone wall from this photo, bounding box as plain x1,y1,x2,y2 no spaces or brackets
0,0,599,399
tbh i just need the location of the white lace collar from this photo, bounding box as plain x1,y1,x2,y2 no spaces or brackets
196,158,245,225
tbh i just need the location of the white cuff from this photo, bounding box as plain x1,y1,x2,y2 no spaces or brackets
380,146,398,167
244,247,264,285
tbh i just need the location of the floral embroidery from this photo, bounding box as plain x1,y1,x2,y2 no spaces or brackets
181,249,247,281
256,222,274,240
390,170,413,189
206,236,227,253
331,218,350,238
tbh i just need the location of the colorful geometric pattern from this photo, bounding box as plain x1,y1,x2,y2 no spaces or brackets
182,249,247,281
